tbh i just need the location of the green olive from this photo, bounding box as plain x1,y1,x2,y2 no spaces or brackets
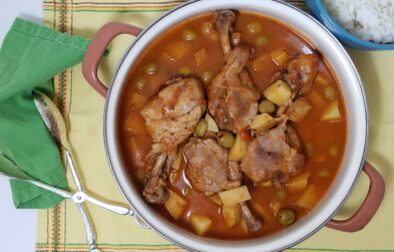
182,28,197,41
134,77,146,90
324,86,336,100
217,131,235,148
135,169,145,183
317,169,330,178
276,189,288,202
258,100,275,114
202,70,213,84
179,66,192,75
329,145,338,157
195,119,208,137
247,21,262,34
277,208,296,226
304,143,313,157
144,61,158,75
255,35,268,46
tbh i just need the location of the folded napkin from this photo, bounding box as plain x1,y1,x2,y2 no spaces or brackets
36,0,394,251
0,18,90,208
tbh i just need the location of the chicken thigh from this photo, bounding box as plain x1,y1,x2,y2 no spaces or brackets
201,10,262,231
241,122,305,185
184,138,241,195
285,54,319,94
141,78,206,204
208,10,260,133
214,9,236,55
184,137,261,231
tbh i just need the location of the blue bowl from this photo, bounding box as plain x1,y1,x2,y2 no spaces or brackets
305,0,394,50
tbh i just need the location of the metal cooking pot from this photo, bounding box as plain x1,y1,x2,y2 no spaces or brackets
82,0,385,251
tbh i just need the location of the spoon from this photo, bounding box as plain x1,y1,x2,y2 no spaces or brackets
0,169,131,215
32,90,131,252
32,90,131,214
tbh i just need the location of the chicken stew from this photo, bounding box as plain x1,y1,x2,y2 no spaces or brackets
118,10,347,239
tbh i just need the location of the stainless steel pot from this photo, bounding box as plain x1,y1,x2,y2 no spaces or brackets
82,1,385,251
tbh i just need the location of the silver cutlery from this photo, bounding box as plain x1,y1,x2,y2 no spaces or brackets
32,90,132,252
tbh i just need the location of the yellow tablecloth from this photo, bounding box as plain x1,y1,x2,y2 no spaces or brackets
36,1,394,251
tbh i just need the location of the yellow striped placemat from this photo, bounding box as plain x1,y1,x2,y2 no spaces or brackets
36,1,394,251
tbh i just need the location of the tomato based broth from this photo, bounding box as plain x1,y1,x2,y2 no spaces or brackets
117,12,347,240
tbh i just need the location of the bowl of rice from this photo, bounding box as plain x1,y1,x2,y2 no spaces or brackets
305,0,394,50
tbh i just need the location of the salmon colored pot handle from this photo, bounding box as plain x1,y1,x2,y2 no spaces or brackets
326,162,385,232
82,22,142,97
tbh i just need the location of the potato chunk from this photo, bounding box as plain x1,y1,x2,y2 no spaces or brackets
134,168,145,183
251,201,270,221
165,189,187,220
263,80,292,106
294,185,320,209
251,53,271,71
251,113,276,132
193,48,208,67
314,73,329,86
128,136,149,169
321,100,341,121
287,171,311,192
222,204,242,228
123,110,147,135
238,219,249,234
208,193,223,206
130,93,147,111
164,40,191,62
287,97,312,122
259,180,273,187
169,170,179,184
219,186,251,206
307,90,326,108
229,134,248,161
270,201,282,215
270,49,288,67
205,113,219,133
190,214,212,235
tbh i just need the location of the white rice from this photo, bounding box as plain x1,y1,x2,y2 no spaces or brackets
322,0,394,44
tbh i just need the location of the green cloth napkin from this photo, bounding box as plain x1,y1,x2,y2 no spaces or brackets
0,18,90,208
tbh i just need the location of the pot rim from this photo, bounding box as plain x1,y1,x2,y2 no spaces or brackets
102,0,368,251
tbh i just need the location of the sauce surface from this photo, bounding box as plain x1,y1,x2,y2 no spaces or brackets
117,12,347,240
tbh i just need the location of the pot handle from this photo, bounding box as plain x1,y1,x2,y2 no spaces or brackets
82,22,143,97
326,162,385,232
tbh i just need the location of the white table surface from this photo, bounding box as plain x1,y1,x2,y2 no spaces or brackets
0,1,43,251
